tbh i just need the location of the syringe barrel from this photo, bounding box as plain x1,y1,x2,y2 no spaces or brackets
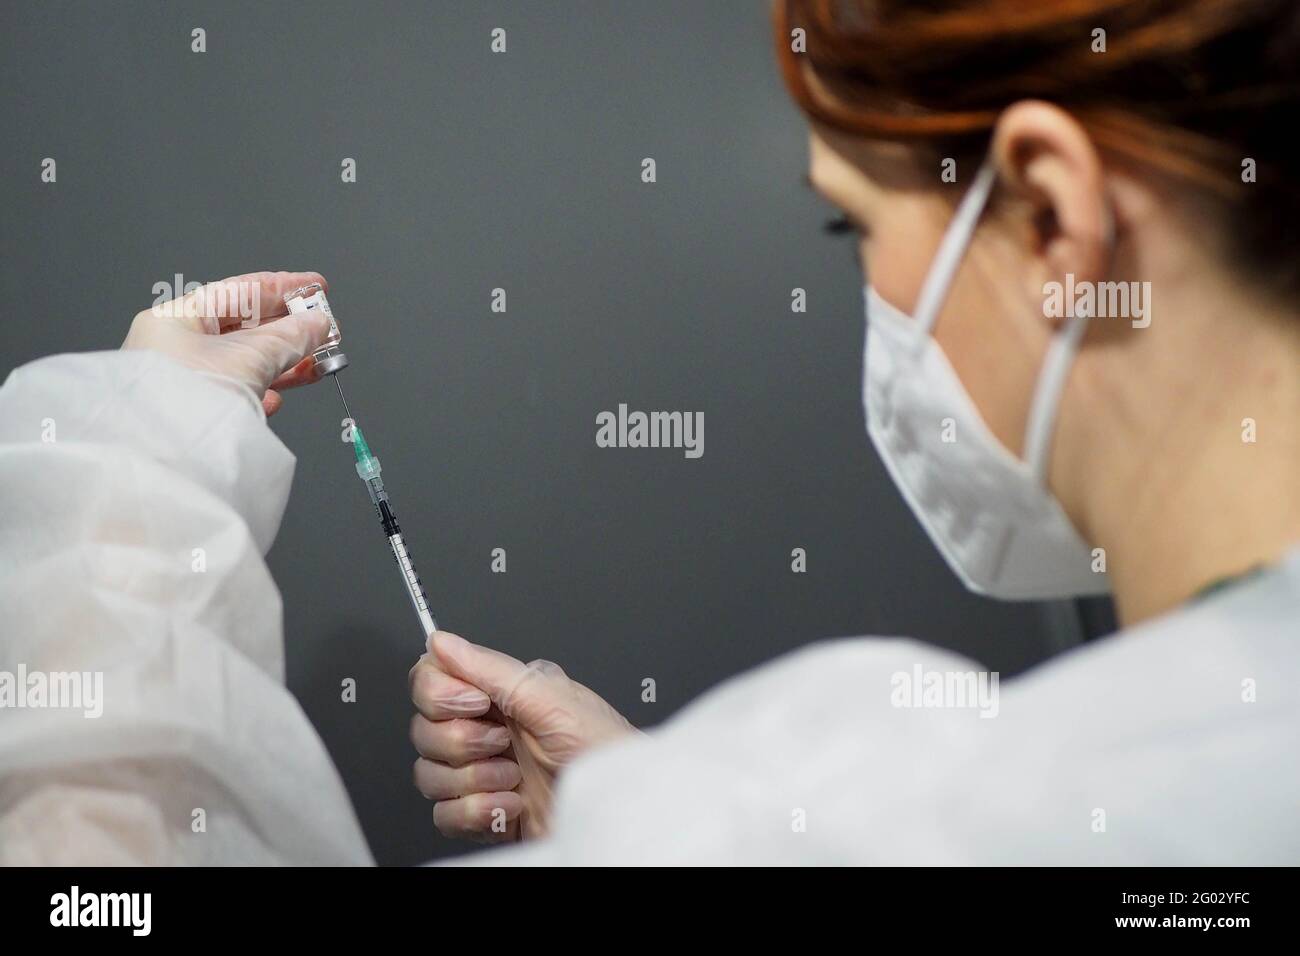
388,531,437,635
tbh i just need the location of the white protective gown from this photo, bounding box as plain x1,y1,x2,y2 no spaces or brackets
495,549,1299,864
1,351,1296,866
0,352,372,865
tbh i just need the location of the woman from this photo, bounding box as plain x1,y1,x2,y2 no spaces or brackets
406,0,1300,861
0,0,1295,864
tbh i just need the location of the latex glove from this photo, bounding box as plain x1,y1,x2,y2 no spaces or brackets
122,270,332,417
409,631,637,842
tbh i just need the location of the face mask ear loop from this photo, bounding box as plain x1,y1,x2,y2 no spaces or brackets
1022,204,1116,483
1022,305,1091,483
912,162,999,339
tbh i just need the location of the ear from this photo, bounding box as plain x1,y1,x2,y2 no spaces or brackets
991,101,1113,300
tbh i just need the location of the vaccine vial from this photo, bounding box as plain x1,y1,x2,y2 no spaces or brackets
283,281,350,375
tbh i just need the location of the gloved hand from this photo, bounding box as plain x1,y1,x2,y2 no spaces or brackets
409,631,638,842
122,271,333,417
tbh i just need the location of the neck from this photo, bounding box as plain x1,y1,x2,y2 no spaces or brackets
1099,427,1299,626
1062,285,1300,627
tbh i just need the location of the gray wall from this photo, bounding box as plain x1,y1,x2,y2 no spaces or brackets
0,1,1106,864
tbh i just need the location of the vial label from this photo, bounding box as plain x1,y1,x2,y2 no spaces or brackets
285,286,341,341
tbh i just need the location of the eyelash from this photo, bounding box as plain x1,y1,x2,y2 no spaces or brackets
823,213,861,237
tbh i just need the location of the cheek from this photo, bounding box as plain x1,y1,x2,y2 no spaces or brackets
863,209,941,311
866,210,1042,459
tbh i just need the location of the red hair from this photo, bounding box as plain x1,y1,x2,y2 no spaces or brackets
776,0,1300,289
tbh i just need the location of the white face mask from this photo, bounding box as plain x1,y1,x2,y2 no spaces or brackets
863,163,1109,599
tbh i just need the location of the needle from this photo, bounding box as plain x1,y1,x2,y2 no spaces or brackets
334,374,354,423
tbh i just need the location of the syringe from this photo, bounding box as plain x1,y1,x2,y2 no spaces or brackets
347,418,437,640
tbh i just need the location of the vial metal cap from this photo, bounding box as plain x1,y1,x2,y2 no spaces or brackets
314,350,350,375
